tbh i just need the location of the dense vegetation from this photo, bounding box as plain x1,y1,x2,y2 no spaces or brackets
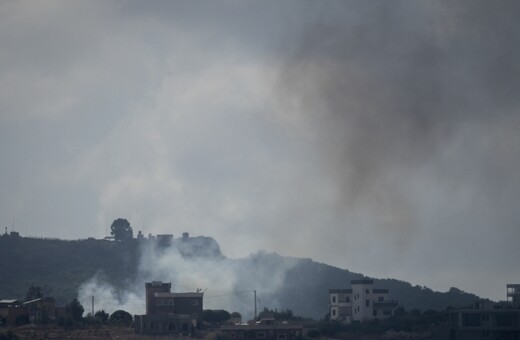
0,235,140,304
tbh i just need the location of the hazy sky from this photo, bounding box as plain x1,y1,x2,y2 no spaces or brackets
1,1,520,302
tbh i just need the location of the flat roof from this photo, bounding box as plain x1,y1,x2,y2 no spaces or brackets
0,299,19,304
154,292,203,298
23,298,43,305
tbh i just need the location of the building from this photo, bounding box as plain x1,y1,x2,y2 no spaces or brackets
508,284,520,307
449,284,520,340
0,300,28,327
134,281,203,336
156,234,173,245
23,297,56,323
221,317,303,340
329,279,398,323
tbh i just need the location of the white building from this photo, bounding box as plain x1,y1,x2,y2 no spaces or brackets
329,279,398,323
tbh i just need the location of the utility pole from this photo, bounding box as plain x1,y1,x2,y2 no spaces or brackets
92,296,94,316
254,290,257,321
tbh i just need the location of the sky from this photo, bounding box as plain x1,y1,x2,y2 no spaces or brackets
1,0,520,302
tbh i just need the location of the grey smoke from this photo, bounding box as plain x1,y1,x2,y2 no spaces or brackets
2,1,519,305
78,240,298,319
274,0,520,292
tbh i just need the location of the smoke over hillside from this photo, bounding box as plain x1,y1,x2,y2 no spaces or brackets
78,237,299,319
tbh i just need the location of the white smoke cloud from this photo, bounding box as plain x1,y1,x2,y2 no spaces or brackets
78,238,299,320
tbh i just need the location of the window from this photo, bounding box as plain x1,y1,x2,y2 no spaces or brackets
231,332,236,338
278,333,287,339
332,296,336,303
332,309,336,316
256,332,266,338
366,289,369,294
373,310,377,316
383,310,392,316
192,300,199,305
378,296,384,302
366,300,369,307
346,297,350,303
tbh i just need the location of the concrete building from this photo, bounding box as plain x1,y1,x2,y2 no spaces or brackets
134,281,203,336
450,284,520,340
0,299,28,327
329,279,398,323
23,297,56,323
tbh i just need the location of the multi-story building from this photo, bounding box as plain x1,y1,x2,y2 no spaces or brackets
134,281,203,336
449,284,520,340
329,279,398,323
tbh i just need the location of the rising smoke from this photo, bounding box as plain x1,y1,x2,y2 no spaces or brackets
79,0,520,308
78,238,299,320
274,1,520,255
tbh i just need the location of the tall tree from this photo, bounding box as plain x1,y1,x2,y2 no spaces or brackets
110,218,133,241
109,310,133,326
66,298,84,322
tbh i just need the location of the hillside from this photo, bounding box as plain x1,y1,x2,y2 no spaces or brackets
0,233,221,304
0,233,482,318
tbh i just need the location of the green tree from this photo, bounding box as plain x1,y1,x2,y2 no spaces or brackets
94,310,109,324
110,218,133,241
109,310,133,326
66,298,84,322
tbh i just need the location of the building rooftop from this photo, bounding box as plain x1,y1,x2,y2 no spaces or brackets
153,292,203,298
0,299,19,305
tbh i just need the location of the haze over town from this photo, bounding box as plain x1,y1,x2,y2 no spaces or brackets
1,0,520,304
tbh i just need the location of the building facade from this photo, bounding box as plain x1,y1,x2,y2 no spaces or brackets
134,281,203,336
329,279,398,323
450,284,520,340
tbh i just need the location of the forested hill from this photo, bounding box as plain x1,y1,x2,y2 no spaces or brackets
0,233,482,318
0,233,222,304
